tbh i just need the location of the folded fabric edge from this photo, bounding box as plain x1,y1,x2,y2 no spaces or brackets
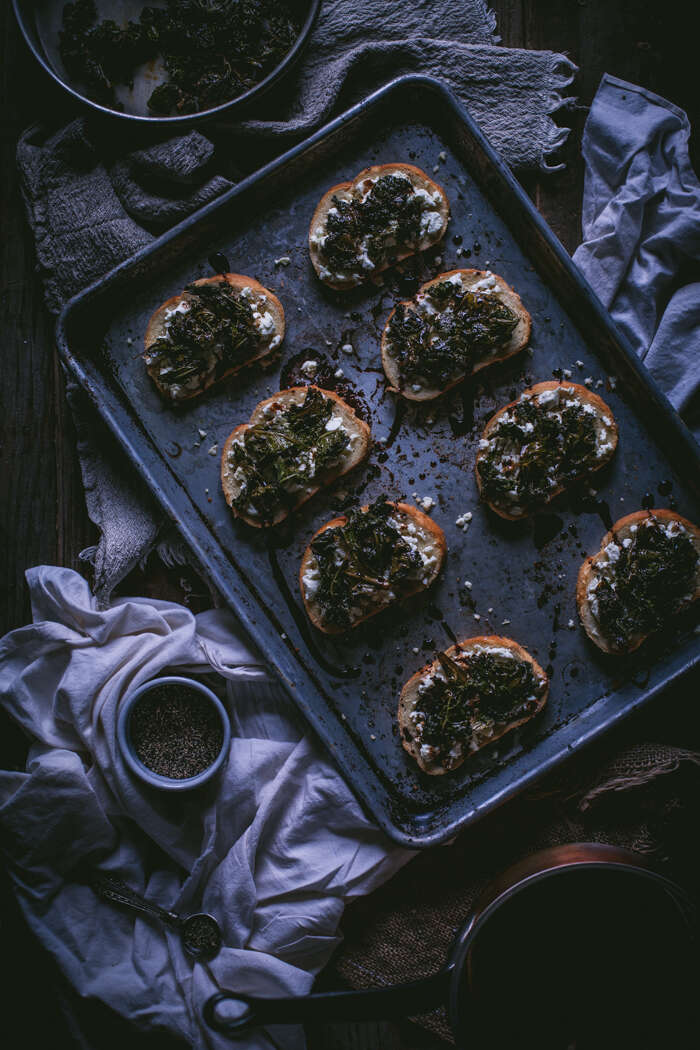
539,54,579,173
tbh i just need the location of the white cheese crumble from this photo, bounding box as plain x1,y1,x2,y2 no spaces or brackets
300,359,318,377
164,300,190,320
470,273,501,294
420,211,444,237
302,563,321,600
274,256,291,267
254,310,275,335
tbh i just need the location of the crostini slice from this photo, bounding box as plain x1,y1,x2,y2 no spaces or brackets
475,381,618,520
381,269,531,401
399,636,549,775
577,509,700,654
309,163,449,290
143,273,284,402
300,498,446,633
221,386,370,528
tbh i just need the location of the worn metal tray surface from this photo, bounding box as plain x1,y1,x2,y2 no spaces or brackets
57,76,700,847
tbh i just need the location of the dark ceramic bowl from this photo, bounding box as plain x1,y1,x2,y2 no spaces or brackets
118,675,231,791
13,0,321,127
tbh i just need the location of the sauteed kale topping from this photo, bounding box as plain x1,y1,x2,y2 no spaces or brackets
418,649,542,759
386,279,518,389
229,388,350,520
478,390,601,510
310,498,423,628
60,0,301,115
146,281,261,392
319,175,431,277
593,519,697,649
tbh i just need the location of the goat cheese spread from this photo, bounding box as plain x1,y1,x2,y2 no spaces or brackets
478,385,615,515
405,644,545,772
145,280,280,401
313,171,446,284
224,387,354,521
584,515,698,650
304,499,442,629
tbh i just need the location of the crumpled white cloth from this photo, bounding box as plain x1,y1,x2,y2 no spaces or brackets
0,567,410,1049
573,74,700,438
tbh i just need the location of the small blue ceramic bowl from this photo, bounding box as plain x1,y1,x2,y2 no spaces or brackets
118,675,231,792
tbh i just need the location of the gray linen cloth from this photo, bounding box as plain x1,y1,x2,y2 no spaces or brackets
573,74,700,437
16,0,577,604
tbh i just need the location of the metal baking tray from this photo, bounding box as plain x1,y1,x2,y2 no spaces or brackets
57,75,700,847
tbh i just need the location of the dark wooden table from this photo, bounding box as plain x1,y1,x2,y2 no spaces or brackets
1,3,698,1048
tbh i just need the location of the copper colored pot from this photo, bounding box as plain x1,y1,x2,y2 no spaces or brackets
204,843,697,1047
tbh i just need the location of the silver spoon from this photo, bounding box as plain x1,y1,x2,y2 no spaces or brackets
90,872,222,961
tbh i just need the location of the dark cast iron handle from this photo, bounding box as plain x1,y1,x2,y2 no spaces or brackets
203,966,453,1035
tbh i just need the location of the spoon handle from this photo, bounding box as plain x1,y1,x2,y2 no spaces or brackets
91,873,181,928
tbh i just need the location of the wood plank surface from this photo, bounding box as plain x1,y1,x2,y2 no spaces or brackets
1,3,698,1049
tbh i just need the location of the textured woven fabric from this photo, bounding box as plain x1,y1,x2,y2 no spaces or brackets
16,0,577,604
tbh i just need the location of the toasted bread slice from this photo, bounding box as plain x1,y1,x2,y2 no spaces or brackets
399,636,549,775
221,386,370,528
475,381,618,520
143,273,284,402
300,501,446,634
577,510,700,654
309,163,449,290
382,269,531,401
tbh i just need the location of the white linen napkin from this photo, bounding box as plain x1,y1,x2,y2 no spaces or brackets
0,567,411,1050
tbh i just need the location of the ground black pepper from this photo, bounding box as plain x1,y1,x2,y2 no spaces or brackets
130,684,224,779
182,913,222,959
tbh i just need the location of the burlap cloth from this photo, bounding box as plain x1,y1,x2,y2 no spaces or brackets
330,698,700,1042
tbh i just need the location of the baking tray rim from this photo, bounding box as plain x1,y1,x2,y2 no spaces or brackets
55,74,700,847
